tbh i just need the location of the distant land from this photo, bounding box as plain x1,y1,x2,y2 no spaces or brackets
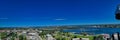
0,24,120,29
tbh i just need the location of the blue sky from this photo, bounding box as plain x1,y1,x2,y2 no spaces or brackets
0,0,120,27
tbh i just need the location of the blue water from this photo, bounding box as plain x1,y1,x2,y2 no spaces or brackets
62,28,120,35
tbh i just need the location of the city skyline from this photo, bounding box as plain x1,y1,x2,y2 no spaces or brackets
0,0,120,27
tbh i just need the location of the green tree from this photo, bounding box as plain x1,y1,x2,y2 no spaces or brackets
19,35,27,40
0,32,7,39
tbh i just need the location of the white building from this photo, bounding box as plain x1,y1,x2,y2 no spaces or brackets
72,38,80,40
81,38,89,40
27,32,40,40
46,34,56,40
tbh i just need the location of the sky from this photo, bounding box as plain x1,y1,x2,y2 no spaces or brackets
0,0,120,27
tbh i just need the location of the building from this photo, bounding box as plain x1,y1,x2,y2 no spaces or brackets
115,4,120,20
81,38,89,40
46,34,56,40
26,31,40,40
72,38,89,40
72,38,80,40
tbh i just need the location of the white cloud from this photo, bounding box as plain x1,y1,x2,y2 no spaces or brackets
0,18,8,19
54,18,66,21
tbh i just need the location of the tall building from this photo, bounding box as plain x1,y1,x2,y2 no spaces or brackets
115,4,120,20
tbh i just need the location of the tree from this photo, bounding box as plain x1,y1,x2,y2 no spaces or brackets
19,35,27,40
